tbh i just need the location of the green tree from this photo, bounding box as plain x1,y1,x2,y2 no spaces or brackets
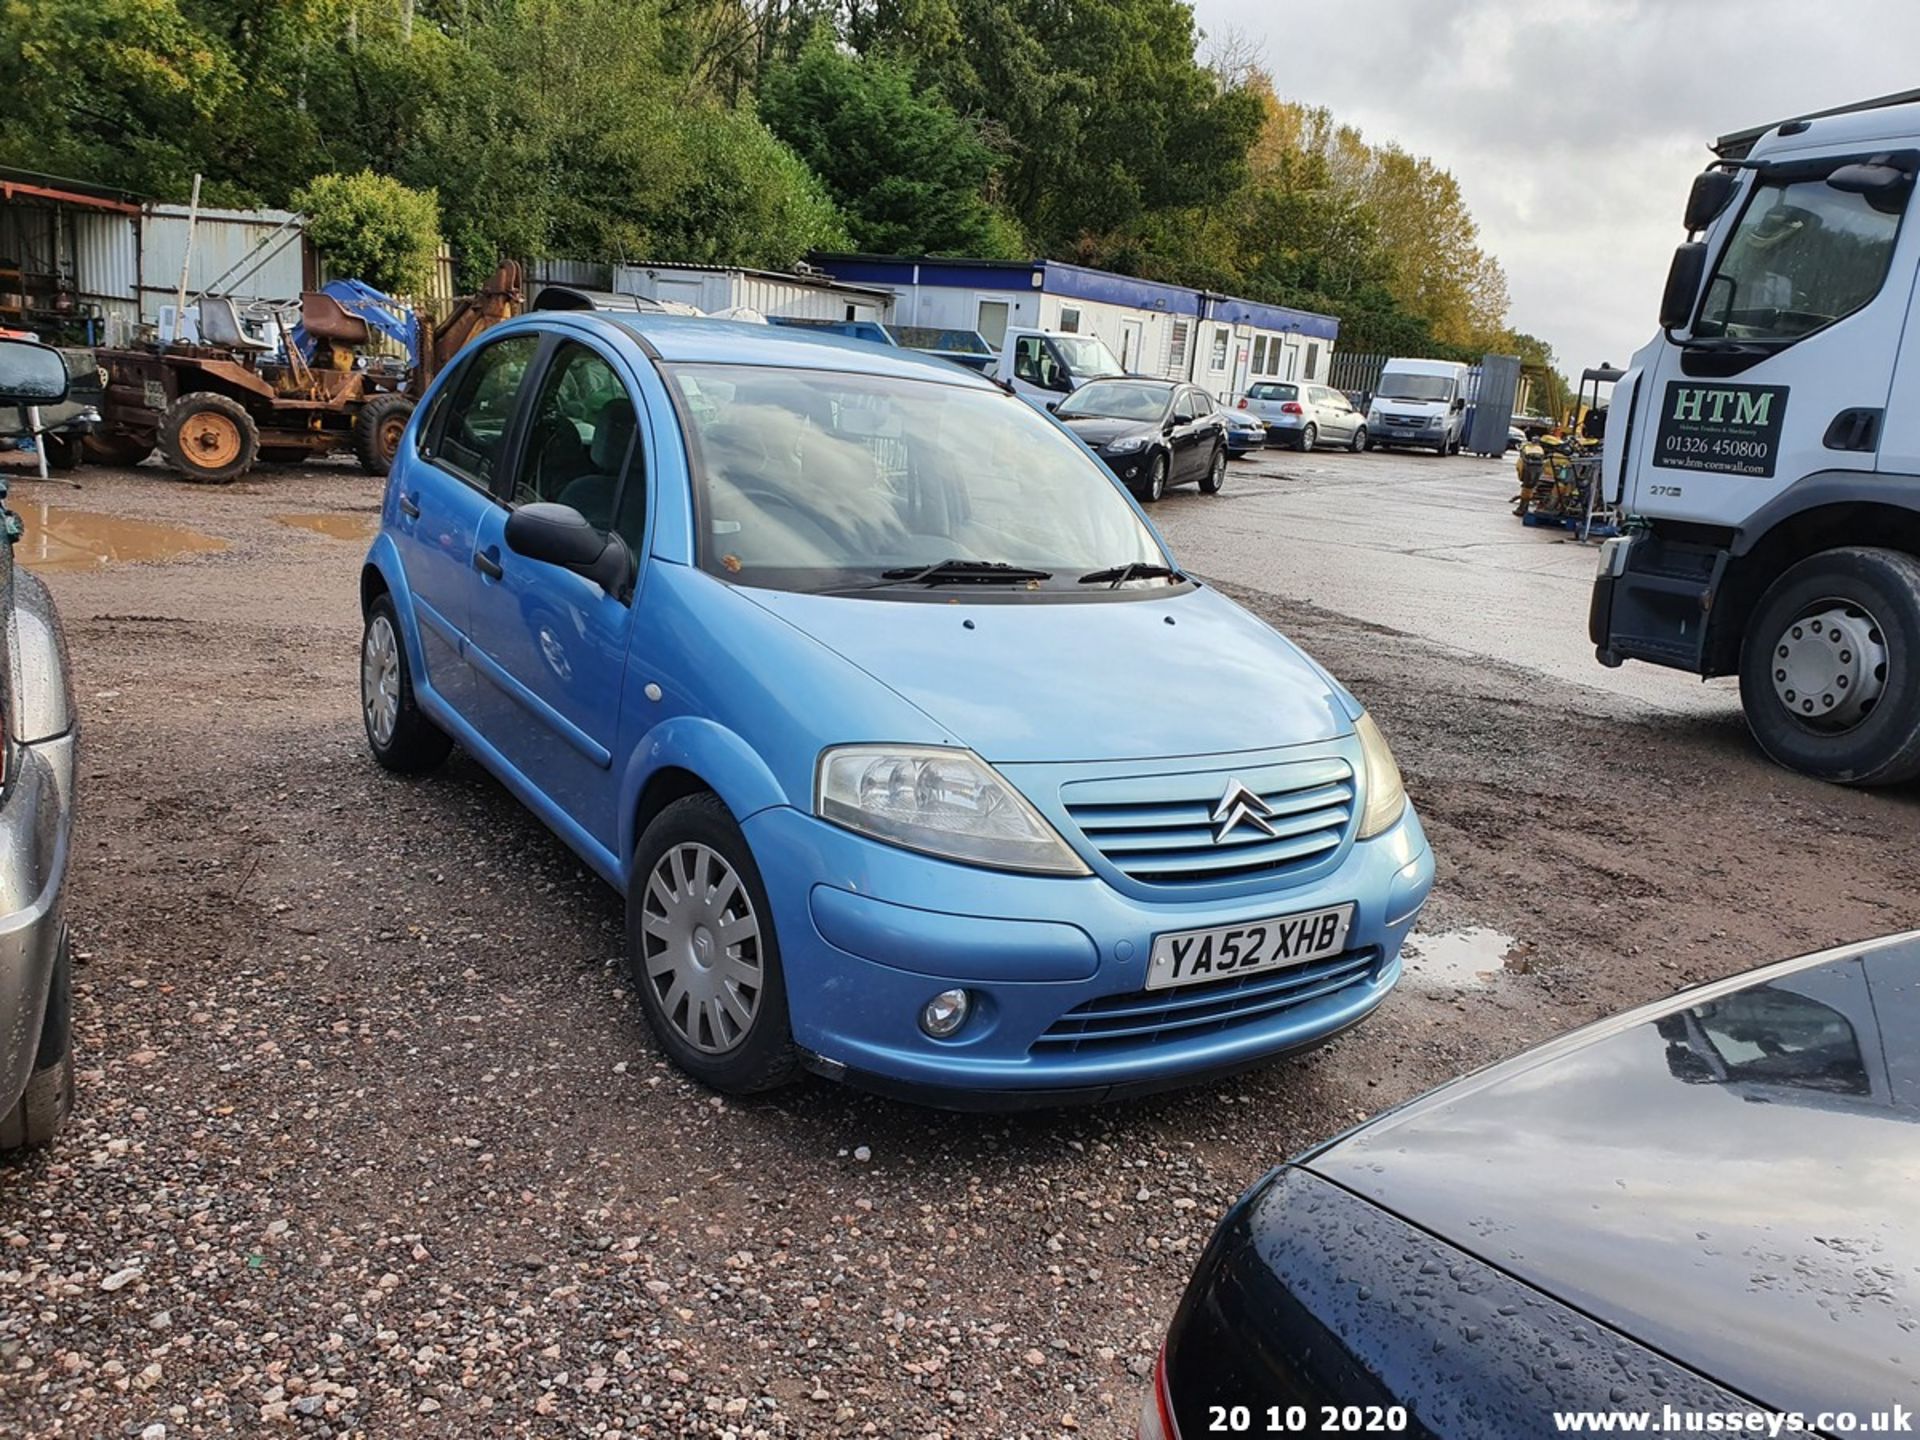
293,169,442,294
760,31,1019,256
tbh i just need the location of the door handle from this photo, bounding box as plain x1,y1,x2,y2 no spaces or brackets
398,492,421,519
473,550,503,580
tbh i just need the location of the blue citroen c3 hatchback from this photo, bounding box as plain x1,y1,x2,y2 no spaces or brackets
358,310,1433,1106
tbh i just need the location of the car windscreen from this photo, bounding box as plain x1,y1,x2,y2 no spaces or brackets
667,364,1165,595
1247,383,1297,402
1052,334,1125,380
1054,380,1171,421
1376,373,1453,403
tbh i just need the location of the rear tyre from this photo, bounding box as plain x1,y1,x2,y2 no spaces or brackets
1348,426,1368,453
84,430,154,467
1198,445,1226,494
40,434,83,472
353,393,416,476
625,794,800,1095
160,391,258,483
361,594,452,775
1296,424,1317,453
1,931,74,1153
1738,547,1920,786
1139,453,1169,503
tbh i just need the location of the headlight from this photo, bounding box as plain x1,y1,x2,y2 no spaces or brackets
1366,409,1381,424
1105,436,1147,454
1353,712,1407,839
816,746,1090,875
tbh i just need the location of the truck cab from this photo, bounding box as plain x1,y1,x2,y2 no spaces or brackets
1591,93,1920,785
997,329,1127,409
1365,358,1471,455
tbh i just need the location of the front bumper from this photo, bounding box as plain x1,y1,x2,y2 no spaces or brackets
743,802,1432,1106
0,731,75,1116
1097,446,1154,484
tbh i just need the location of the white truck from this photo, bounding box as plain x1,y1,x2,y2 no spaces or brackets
1590,91,1920,785
996,328,1128,408
1365,357,1471,455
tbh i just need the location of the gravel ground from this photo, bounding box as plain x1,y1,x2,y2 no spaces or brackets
4,456,1919,1439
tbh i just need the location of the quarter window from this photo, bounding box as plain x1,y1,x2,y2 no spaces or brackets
432,333,540,488
1695,168,1910,343
508,342,644,548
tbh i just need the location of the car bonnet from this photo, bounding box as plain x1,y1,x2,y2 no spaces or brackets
1303,934,1920,1420
732,583,1352,763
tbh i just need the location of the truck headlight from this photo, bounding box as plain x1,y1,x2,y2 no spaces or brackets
1105,437,1147,454
816,746,1090,875
1354,712,1407,839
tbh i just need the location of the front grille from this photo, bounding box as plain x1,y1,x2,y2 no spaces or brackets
1061,757,1354,886
1033,948,1380,1053
1385,413,1424,427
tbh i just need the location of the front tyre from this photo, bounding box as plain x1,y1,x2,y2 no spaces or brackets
625,794,800,1095
1198,444,1226,494
1349,425,1369,453
159,391,258,483
1738,547,1920,786
1,931,73,1153
1139,453,1169,503
361,594,452,774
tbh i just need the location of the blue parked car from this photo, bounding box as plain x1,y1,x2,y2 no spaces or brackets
358,312,1433,1106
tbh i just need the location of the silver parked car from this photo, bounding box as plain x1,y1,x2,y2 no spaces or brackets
0,337,78,1153
1236,381,1368,452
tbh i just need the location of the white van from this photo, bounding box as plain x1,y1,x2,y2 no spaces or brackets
1366,359,1471,455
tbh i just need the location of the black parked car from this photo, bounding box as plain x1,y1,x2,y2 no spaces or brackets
1054,377,1227,502
1143,934,1920,1439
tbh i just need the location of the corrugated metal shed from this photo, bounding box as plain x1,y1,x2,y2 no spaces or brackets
138,204,307,318
612,263,891,322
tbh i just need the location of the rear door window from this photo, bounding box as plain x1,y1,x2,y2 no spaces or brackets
507,342,643,546
430,334,541,489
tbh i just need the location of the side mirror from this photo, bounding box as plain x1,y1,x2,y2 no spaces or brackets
1044,400,1059,414
0,337,70,406
1451,396,1465,412
505,502,633,595
1684,169,1739,231
1659,241,1709,331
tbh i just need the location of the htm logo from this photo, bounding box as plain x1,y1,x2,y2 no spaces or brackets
1672,387,1773,426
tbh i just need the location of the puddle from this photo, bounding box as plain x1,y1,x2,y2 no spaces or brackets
1402,926,1524,989
273,512,378,542
11,502,228,573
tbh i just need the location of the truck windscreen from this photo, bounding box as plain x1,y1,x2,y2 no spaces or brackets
1693,173,1908,343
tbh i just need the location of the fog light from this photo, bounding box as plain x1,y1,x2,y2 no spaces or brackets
919,989,971,1038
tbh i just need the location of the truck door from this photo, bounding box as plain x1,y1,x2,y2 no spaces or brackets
1626,154,1918,523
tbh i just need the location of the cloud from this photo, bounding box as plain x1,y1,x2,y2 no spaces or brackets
1191,0,1920,371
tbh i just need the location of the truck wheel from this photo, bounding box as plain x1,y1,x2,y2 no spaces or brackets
1,930,74,1153
83,431,153,467
625,794,800,1096
353,394,415,476
1738,547,1920,786
160,392,258,483
362,594,453,775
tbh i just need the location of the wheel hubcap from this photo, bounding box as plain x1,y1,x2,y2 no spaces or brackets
640,843,764,1055
362,615,401,746
1770,600,1888,732
182,412,241,468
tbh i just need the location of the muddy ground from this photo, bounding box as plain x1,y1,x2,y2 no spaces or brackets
3,453,1917,1439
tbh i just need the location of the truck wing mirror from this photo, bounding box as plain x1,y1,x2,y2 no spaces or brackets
1684,170,1739,232
0,337,70,406
1659,242,1708,332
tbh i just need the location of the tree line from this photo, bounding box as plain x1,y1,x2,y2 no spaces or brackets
0,0,1566,382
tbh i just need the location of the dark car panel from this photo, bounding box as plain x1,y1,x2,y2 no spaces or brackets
1155,935,1920,1434
1304,937,1920,1422
1164,1167,1759,1439
1056,379,1226,498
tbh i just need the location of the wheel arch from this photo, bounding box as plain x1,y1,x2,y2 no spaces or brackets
617,717,790,881
1711,498,1920,673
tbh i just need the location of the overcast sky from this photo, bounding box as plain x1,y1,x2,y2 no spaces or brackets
1190,0,1920,374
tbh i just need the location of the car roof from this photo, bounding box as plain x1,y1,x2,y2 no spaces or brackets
585,312,1004,388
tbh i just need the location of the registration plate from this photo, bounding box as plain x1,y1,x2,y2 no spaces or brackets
1146,903,1354,991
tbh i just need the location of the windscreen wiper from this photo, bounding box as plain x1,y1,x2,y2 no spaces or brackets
878,559,1055,585
1077,562,1185,589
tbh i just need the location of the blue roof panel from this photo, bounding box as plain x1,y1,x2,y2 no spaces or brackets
596,312,1001,386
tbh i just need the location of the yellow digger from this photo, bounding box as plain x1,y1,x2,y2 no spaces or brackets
1514,365,1622,538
